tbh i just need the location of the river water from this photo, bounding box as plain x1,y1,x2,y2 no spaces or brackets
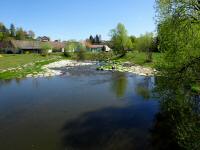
0,67,160,150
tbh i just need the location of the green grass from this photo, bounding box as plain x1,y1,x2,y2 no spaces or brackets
0,54,62,79
116,51,162,68
0,54,61,70
0,51,162,79
63,51,163,68
192,84,200,93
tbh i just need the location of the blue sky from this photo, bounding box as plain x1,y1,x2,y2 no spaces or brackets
0,0,155,41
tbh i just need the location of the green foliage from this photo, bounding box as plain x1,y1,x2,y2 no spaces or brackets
64,43,75,57
155,1,200,101
129,35,136,50
0,32,3,41
0,23,10,41
135,32,153,52
156,0,200,76
110,23,132,56
16,28,26,40
85,51,114,61
154,0,200,149
135,32,155,62
41,43,52,56
64,50,71,57
76,45,86,61
0,22,36,41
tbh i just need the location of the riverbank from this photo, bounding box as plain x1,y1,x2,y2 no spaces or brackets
97,61,156,76
24,60,156,78
0,52,159,79
0,55,61,79
26,60,97,78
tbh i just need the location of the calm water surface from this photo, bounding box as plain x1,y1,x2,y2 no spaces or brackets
0,68,159,150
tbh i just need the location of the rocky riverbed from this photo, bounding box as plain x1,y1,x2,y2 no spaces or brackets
26,60,156,78
97,61,157,76
26,60,97,78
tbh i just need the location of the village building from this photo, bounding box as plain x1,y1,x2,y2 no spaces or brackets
87,45,111,52
0,40,65,54
36,36,50,42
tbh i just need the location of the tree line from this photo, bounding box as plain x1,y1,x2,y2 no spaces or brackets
109,23,159,60
0,22,35,41
87,35,102,44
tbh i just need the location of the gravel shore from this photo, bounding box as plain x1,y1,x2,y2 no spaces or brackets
26,60,156,78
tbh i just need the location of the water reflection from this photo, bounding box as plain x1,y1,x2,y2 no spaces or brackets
110,72,128,98
0,72,159,150
150,76,200,150
135,77,153,100
61,104,157,150
2,67,198,150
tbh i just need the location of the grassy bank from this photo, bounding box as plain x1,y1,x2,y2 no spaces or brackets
116,51,162,68
0,54,62,70
0,51,161,79
65,51,162,68
0,54,61,79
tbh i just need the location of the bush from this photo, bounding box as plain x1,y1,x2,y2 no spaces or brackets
76,45,86,61
64,50,71,57
25,51,30,54
41,43,52,56
82,51,114,61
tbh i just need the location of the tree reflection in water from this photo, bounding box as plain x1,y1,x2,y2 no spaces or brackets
150,76,200,150
135,77,153,100
110,72,128,98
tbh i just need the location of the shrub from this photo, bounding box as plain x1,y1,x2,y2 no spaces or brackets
41,43,52,56
76,45,86,61
64,50,71,57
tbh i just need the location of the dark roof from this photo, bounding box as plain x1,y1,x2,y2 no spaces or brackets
11,40,41,49
10,40,65,50
36,36,50,41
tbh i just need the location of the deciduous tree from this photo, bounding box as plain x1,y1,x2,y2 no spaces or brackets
110,23,132,56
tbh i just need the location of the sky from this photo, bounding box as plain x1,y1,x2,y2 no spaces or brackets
0,0,156,41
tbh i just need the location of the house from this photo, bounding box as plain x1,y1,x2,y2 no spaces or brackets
0,40,65,54
50,41,65,52
36,36,50,42
87,45,111,52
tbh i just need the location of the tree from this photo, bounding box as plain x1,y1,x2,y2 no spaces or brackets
64,42,77,57
110,23,132,56
76,44,86,61
89,35,95,44
41,43,52,56
10,24,16,37
88,35,102,44
155,1,200,149
94,34,102,44
135,32,154,62
156,0,200,78
0,23,10,41
0,32,3,41
16,28,26,40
